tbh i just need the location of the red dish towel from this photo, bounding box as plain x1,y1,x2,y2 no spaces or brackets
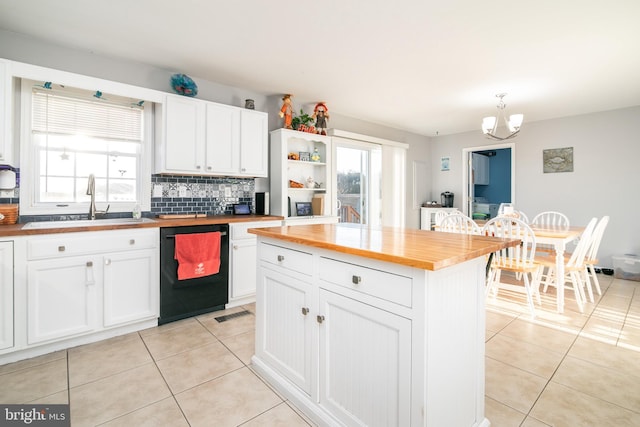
174,232,221,280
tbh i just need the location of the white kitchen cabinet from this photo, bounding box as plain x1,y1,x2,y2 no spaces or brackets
0,241,13,350
157,94,206,174
255,240,411,425
228,220,282,308
253,233,490,427
318,289,411,427
0,60,13,165
27,255,100,344
25,228,159,345
239,109,268,177
472,153,490,185
257,263,314,395
270,128,335,222
103,248,158,327
205,102,240,175
156,95,268,177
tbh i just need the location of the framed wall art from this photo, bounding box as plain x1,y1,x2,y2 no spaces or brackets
543,147,574,173
440,156,450,171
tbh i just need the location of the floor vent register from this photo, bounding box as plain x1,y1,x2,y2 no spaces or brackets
215,310,251,323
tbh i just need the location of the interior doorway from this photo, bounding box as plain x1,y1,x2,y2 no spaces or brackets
462,143,516,219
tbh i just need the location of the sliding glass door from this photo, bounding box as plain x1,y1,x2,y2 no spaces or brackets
334,141,381,225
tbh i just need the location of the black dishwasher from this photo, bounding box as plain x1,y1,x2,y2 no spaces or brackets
159,224,229,325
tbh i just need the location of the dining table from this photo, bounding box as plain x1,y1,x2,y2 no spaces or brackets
471,220,585,313
528,224,585,313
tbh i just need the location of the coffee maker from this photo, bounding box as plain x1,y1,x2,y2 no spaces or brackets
441,191,454,208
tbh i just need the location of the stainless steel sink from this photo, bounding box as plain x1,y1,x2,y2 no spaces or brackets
22,217,156,229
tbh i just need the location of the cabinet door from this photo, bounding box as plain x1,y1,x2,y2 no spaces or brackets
0,241,13,350
239,109,268,177
318,290,411,427
230,238,257,301
27,256,99,344
205,102,240,174
256,266,313,395
163,95,206,173
0,60,12,165
103,249,158,327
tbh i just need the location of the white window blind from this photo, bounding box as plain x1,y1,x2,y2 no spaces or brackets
32,88,143,142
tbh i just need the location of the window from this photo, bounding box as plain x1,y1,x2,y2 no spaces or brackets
20,79,152,215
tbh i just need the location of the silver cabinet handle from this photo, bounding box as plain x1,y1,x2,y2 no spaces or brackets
301,307,309,315
317,315,325,324
277,255,285,262
233,245,238,250
58,245,66,252
196,165,201,169
352,275,362,285
129,239,135,245
86,261,95,285
105,259,111,266
207,166,212,170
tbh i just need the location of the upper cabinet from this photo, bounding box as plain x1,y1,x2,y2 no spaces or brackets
155,94,268,177
0,60,13,166
472,153,490,185
157,95,206,174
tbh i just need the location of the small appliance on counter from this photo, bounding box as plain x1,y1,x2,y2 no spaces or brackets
255,192,269,215
441,191,454,208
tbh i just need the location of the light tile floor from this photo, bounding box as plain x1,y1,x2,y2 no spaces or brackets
1,274,639,426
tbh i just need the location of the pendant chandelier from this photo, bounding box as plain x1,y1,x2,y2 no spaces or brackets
481,93,523,141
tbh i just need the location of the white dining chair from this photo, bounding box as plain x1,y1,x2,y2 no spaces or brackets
531,211,570,229
483,217,542,318
582,215,610,300
439,213,482,235
537,217,597,313
433,209,458,227
531,211,570,254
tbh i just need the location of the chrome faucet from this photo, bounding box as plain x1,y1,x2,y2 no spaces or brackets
86,174,109,220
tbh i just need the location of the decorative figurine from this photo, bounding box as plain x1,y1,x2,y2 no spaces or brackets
311,147,321,162
312,102,329,135
279,94,294,129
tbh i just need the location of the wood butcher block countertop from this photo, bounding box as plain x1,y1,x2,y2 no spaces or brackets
249,223,520,271
0,215,284,237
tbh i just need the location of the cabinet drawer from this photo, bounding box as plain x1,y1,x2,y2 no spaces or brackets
27,229,158,260
259,242,312,276
319,257,412,307
230,220,282,240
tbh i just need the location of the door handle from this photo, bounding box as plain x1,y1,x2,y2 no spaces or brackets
301,307,309,315
317,315,325,324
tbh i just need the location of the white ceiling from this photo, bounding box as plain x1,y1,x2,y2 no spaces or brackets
1,0,639,137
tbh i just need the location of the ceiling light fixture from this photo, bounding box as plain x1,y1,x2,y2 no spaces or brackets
482,93,523,141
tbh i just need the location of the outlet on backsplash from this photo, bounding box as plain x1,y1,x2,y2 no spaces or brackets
0,190,13,197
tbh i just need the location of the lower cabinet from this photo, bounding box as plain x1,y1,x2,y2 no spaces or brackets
228,220,282,307
103,249,158,327
255,241,412,426
24,229,159,346
0,241,14,351
27,255,99,344
258,265,313,395
318,289,411,427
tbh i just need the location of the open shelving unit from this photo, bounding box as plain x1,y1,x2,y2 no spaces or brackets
269,128,337,223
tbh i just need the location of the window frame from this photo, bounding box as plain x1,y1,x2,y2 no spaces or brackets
18,77,154,216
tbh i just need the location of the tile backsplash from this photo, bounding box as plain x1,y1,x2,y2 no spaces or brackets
151,174,255,216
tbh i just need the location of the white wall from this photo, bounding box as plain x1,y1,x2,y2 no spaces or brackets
430,107,640,267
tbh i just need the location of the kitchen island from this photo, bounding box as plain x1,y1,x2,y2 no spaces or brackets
249,224,519,427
